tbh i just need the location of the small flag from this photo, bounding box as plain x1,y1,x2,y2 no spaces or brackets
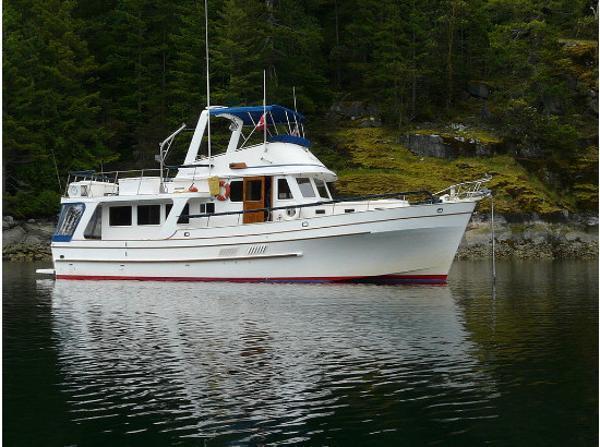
255,114,266,131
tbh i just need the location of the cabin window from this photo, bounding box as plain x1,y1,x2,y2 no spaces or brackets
245,179,263,201
54,203,85,241
200,203,215,214
84,207,102,239
229,181,243,202
277,178,293,200
297,178,316,198
327,182,336,197
109,206,132,226
166,203,173,219
178,204,190,224
314,179,330,199
138,205,161,225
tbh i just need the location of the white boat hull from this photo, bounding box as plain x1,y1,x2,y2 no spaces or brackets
51,201,476,284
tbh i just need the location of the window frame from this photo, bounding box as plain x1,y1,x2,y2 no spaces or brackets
229,180,243,202
296,177,316,198
84,206,102,240
199,202,215,214
109,205,132,227
276,178,294,201
53,202,86,242
314,179,331,199
137,204,161,226
244,179,263,202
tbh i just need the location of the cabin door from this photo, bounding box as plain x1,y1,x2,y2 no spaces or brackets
243,177,266,224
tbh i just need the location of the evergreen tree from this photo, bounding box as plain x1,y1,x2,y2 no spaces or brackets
4,0,114,216
212,0,262,105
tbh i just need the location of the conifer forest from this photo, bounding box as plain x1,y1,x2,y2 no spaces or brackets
3,0,598,217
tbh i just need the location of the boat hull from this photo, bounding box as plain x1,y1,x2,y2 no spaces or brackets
52,201,476,284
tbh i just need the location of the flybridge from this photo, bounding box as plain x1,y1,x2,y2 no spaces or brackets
210,105,305,126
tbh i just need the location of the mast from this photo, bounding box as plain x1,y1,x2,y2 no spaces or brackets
263,69,267,152
204,0,212,165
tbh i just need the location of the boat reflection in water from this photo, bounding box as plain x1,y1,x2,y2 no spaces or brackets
47,279,498,444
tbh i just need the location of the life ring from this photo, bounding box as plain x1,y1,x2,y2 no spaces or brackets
68,184,79,197
216,180,230,201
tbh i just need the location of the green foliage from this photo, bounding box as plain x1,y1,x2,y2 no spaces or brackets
4,190,61,219
3,0,598,217
323,127,566,216
498,99,579,155
4,0,115,217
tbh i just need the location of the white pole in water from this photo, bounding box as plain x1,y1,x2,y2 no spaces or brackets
204,0,212,166
263,69,267,152
491,194,496,283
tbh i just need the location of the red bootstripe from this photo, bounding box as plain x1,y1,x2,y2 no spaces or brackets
376,274,448,280
55,274,447,283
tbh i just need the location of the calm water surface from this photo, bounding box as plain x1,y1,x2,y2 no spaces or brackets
3,260,598,446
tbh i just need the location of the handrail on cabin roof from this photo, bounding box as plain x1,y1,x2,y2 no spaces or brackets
209,104,305,126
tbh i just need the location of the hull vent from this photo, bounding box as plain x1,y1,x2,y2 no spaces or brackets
219,247,239,257
247,245,267,256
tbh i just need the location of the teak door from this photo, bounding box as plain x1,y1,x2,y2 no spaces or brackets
243,177,266,223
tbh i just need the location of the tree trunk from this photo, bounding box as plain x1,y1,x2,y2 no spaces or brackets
446,1,456,110
334,0,341,89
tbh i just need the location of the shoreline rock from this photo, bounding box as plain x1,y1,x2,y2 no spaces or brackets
457,213,598,260
2,213,598,262
3,216,55,262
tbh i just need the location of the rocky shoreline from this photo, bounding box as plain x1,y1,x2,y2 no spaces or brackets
2,214,598,262
3,216,54,262
456,213,598,260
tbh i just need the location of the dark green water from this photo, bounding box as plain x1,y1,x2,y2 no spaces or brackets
3,260,598,446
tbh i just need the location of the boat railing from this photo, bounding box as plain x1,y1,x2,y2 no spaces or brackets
434,176,492,200
64,168,176,197
183,190,437,226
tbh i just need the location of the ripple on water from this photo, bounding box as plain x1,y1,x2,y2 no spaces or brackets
3,260,597,446
43,279,500,444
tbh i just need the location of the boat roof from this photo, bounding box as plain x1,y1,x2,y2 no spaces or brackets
210,105,305,126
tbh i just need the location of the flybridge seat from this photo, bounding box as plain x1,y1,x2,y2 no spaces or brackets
209,104,304,126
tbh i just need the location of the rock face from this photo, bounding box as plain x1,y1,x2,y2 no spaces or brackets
401,131,501,159
457,213,599,259
3,216,55,261
402,134,450,158
328,101,382,127
467,81,490,99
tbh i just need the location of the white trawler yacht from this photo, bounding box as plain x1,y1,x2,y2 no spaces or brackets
47,104,490,283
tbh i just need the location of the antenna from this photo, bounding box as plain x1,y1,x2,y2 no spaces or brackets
263,69,267,152
204,0,211,165
293,86,298,112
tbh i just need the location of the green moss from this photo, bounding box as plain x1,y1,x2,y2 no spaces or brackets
324,127,568,216
411,127,502,145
